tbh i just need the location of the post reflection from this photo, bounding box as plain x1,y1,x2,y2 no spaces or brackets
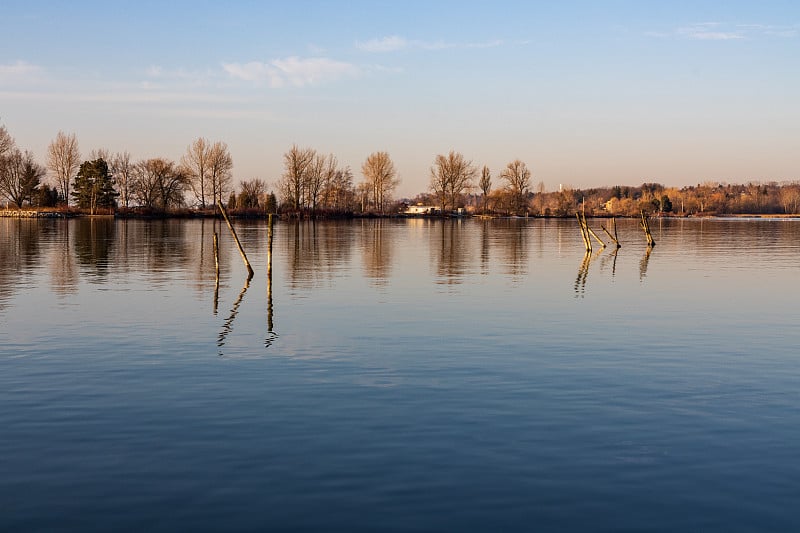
265,216,278,348
599,247,619,279
217,277,249,352
574,252,592,297
639,246,653,282
573,248,610,297
264,271,277,348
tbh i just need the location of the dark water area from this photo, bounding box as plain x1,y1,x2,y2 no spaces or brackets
1,217,799,531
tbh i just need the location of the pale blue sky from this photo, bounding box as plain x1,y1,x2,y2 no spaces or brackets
1,1,798,196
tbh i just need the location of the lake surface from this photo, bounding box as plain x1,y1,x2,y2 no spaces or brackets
1,216,799,532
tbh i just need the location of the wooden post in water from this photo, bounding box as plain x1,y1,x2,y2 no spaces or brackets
639,210,656,247
266,213,274,333
267,213,274,282
217,199,254,279
600,217,621,248
213,230,220,314
587,224,606,249
577,213,591,252
213,231,220,278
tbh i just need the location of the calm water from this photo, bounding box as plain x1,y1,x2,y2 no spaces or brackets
1,217,799,532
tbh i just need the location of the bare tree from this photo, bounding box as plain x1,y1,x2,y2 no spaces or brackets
0,122,13,159
361,151,399,213
306,153,327,211
238,178,267,209
181,137,210,208
90,148,111,162
479,165,492,214
110,151,133,208
500,159,532,215
47,131,81,205
780,184,800,214
322,164,354,211
430,150,476,214
279,145,316,211
208,141,233,207
318,154,337,209
0,148,45,207
131,158,187,209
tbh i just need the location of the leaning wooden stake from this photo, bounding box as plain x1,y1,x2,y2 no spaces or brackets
587,224,606,249
576,213,591,252
600,217,621,248
217,199,254,279
639,210,656,247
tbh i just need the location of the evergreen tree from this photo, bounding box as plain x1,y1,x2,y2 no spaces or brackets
265,192,277,214
72,158,118,213
35,184,60,207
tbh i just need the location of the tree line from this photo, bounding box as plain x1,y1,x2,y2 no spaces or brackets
1,121,798,216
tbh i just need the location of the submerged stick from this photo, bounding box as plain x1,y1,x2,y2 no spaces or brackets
217,200,254,279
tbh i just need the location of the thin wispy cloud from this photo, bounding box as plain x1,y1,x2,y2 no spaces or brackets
0,60,44,82
357,36,409,52
356,35,506,52
740,23,799,38
143,65,220,88
466,39,505,49
0,89,239,105
222,57,360,87
678,23,744,40
649,22,798,41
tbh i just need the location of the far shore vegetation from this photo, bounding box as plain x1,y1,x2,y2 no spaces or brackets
2,122,799,220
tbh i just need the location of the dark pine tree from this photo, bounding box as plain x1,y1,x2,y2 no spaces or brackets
72,158,118,213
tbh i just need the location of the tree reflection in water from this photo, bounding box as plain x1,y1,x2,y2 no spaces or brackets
73,217,115,279
362,219,393,286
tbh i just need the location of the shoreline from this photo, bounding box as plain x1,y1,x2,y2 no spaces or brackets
3,208,800,221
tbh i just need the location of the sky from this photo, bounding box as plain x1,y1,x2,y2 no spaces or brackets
1,0,798,197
